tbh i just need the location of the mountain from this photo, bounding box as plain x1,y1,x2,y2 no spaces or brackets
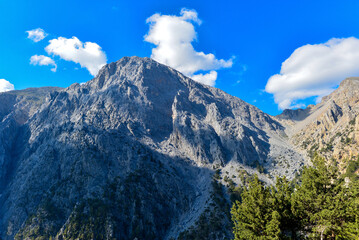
0,57,306,239
277,77,359,171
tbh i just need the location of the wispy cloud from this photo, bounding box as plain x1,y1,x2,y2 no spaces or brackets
26,28,48,42
265,37,359,109
30,55,57,72
145,8,233,86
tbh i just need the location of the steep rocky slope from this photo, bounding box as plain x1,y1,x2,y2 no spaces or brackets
0,57,305,240
277,77,359,170
0,87,61,192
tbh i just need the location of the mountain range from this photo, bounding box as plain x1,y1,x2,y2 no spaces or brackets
0,56,357,239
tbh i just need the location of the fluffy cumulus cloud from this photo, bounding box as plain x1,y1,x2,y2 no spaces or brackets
145,8,233,86
26,28,48,42
266,37,359,109
30,55,57,72
191,71,217,86
0,79,14,92
45,37,107,76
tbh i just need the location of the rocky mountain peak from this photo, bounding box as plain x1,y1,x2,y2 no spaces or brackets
87,56,189,93
320,77,359,105
276,107,312,121
338,77,359,88
278,77,359,122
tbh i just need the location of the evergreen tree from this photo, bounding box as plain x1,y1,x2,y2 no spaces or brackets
231,153,359,239
231,175,282,240
270,176,297,235
291,155,332,233
291,154,358,239
341,179,359,238
265,211,281,240
231,154,359,240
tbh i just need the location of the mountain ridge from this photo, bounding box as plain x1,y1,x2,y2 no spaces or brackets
2,56,356,239
276,77,359,170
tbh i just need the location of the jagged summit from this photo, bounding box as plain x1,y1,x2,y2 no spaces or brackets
59,56,284,145
277,76,359,122
338,77,359,88
322,77,359,106
84,56,210,97
88,56,189,91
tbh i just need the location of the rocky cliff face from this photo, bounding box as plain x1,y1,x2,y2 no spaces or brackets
0,57,305,240
0,87,61,192
277,77,359,170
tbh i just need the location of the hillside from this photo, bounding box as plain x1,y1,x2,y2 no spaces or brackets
277,77,359,171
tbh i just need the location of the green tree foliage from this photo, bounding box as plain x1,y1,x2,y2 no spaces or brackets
291,155,355,239
343,179,359,238
344,156,359,180
265,211,281,240
231,153,359,239
270,176,298,237
231,175,284,239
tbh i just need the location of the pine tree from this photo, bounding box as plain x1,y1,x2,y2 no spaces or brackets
341,179,359,238
291,154,355,239
231,175,279,240
265,211,281,240
270,176,298,237
231,153,359,239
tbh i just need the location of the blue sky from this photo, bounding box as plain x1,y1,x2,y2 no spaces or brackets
1,0,359,115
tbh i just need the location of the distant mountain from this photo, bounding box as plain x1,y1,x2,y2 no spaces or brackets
277,77,359,171
0,57,306,239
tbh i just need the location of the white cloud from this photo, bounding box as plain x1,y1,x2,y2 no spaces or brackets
0,79,14,92
45,36,107,76
30,55,57,72
191,71,217,86
144,8,233,86
266,37,359,109
26,28,48,42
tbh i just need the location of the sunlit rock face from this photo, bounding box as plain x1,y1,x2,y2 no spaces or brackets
277,77,359,171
